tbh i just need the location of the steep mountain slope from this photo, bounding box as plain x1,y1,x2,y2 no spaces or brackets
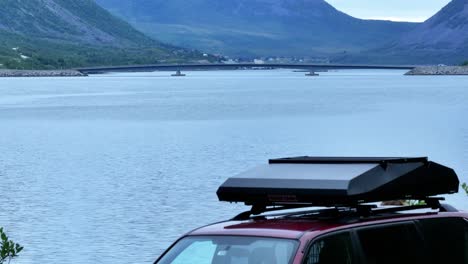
339,0,468,64
396,0,468,51
0,0,156,46
96,0,417,58
0,0,209,69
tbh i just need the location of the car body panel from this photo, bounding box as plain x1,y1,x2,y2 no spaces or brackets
188,211,468,264
156,211,467,264
190,211,467,238
189,219,339,239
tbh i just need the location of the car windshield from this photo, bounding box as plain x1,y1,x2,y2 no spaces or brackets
157,236,298,264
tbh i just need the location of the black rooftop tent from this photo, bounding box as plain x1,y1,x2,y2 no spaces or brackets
217,157,460,207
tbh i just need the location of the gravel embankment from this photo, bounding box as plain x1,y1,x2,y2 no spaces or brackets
405,66,468,75
0,70,86,77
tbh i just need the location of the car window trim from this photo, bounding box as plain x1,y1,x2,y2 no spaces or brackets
301,229,360,264
413,219,432,263
349,229,366,264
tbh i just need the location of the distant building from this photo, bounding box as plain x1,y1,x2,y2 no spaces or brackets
223,59,237,64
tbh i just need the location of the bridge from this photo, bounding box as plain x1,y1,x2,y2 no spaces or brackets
76,63,416,76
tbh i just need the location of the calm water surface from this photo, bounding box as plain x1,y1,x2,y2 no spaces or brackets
0,69,467,264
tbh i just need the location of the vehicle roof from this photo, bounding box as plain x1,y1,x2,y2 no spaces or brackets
189,211,468,239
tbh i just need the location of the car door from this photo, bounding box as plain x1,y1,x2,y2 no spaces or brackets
303,222,425,264
303,218,468,264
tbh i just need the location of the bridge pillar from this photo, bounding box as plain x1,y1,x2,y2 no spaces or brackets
171,70,186,77
305,71,319,76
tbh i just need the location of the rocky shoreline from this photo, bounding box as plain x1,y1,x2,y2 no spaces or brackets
405,66,468,75
0,70,86,77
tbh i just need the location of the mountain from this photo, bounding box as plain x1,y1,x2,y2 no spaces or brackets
390,0,468,64
95,0,417,58
338,0,468,64
0,0,210,69
398,0,468,50
0,0,153,46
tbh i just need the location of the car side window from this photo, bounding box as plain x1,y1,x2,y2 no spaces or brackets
305,232,356,264
356,222,424,264
418,217,468,264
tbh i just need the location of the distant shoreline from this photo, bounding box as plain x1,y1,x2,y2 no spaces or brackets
405,66,468,76
1,66,467,77
0,70,86,77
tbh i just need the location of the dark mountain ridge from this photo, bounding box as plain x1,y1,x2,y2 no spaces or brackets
96,0,417,58
0,0,153,46
336,0,468,64
397,0,468,50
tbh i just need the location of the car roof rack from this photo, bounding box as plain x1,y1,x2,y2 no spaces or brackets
232,198,458,221
217,156,460,217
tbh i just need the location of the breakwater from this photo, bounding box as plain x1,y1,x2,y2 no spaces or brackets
0,70,86,77
405,66,468,75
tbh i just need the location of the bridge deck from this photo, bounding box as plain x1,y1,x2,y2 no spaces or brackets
77,63,416,74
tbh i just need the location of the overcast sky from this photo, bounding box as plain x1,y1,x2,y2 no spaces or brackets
326,0,452,22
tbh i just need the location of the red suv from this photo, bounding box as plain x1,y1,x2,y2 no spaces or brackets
154,157,467,264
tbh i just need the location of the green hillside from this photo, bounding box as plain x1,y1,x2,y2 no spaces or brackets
0,0,212,69
0,30,205,69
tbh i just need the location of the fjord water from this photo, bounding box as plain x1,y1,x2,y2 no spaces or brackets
0,69,467,264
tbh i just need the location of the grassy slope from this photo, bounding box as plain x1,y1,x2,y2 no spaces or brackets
0,0,213,69
0,30,208,70
51,0,153,45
